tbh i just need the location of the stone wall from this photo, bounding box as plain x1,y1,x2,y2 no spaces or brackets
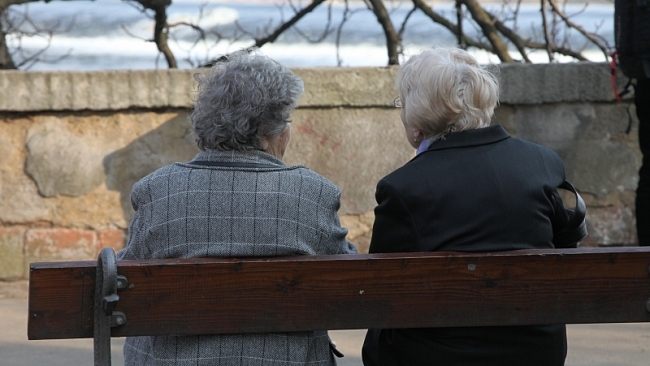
0,63,639,279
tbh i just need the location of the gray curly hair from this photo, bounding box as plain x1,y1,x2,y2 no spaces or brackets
189,49,304,151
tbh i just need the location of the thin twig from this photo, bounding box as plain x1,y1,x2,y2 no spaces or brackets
411,0,494,53
541,0,555,61
367,0,400,65
120,24,152,42
548,0,610,60
335,0,363,66
255,0,327,47
292,0,335,43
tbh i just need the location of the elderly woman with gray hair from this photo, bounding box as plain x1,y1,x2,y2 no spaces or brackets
118,49,356,366
362,48,577,366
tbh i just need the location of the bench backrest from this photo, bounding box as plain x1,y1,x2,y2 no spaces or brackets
28,247,650,341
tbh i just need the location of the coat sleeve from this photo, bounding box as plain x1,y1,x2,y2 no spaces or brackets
320,188,357,255
550,189,578,248
543,150,580,248
116,181,148,260
368,178,419,254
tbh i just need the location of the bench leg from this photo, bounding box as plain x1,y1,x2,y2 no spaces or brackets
94,248,119,366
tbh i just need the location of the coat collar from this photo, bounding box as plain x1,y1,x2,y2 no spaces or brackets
422,125,510,153
190,149,286,166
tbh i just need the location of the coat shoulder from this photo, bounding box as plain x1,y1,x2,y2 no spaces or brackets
290,166,341,194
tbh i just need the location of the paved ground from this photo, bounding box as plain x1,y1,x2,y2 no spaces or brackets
3,280,648,366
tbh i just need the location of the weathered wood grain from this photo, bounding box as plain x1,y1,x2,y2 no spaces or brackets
28,247,650,340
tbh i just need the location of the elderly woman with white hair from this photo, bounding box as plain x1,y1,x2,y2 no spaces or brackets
362,48,577,366
118,49,356,366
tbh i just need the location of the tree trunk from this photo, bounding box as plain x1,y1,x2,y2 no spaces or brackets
152,4,176,68
411,0,493,52
136,0,177,68
460,0,514,62
0,5,16,69
367,0,400,65
0,32,16,69
541,0,555,62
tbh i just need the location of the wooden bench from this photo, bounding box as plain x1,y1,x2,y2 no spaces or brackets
28,246,650,366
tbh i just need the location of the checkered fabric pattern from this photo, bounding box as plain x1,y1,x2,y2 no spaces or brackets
118,149,356,366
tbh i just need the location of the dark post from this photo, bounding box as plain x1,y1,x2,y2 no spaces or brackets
456,0,466,50
615,0,650,245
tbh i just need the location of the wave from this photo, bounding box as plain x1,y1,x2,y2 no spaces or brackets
6,0,614,70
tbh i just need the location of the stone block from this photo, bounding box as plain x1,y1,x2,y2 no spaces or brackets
49,72,74,110
71,72,91,110
286,108,413,214
169,69,194,107
88,72,111,110
108,71,130,110
7,72,29,112
128,71,153,108
511,104,582,152
580,206,636,246
499,62,613,105
568,140,638,198
25,229,97,268
149,71,170,106
506,103,639,199
98,229,126,252
0,227,26,280
294,67,398,107
0,133,13,167
0,71,13,110
25,73,50,111
25,126,105,197
0,178,51,224
103,112,199,223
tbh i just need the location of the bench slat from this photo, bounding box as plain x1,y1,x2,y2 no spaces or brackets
28,247,650,340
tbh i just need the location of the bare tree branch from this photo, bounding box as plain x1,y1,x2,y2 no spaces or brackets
2,1,74,69
123,0,177,68
120,23,150,41
0,0,41,9
167,4,229,68
0,0,611,70
460,0,514,62
335,0,363,66
288,0,335,43
548,0,609,60
254,0,327,47
484,10,531,62
367,0,399,65
167,21,206,39
541,0,555,61
411,0,493,52
0,27,16,68
397,4,417,38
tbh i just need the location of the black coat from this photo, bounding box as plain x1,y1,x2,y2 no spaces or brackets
362,125,570,366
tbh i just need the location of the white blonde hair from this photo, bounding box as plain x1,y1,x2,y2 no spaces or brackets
396,48,499,139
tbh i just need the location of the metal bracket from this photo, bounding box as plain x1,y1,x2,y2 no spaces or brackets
93,248,128,366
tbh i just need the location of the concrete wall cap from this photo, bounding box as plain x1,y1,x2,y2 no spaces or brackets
0,63,625,112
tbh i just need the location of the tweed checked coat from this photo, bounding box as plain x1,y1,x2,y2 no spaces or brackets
118,149,356,366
